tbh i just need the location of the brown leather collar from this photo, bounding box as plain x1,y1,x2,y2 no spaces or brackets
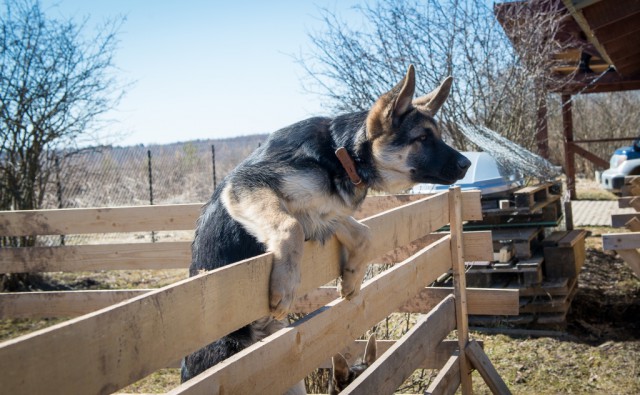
335,147,365,188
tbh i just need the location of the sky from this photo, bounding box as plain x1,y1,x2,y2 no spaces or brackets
40,1,366,146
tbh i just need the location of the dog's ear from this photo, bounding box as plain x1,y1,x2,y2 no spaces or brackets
332,353,350,383
413,76,453,116
366,65,416,139
363,334,377,366
392,65,416,119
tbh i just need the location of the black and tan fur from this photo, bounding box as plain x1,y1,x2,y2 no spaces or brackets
180,65,470,384
329,334,378,394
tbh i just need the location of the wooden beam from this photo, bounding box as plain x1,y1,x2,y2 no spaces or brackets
0,191,482,237
465,340,512,395
561,0,615,67
611,213,640,228
167,239,453,395
398,287,519,316
0,284,517,320
449,187,472,394
0,290,152,319
318,339,483,370
424,353,461,395
375,231,493,266
341,296,457,395
626,217,640,232
570,143,609,169
0,241,192,273
0,204,202,236
602,232,640,251
562,94,577,200
0,193,455,395
616,249,640,278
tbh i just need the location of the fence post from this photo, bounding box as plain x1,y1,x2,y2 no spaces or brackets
147,149,156,243
211,144,217,191
54,155,65,245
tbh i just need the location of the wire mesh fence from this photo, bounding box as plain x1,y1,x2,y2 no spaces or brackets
42,136,267,210
33,136,267,246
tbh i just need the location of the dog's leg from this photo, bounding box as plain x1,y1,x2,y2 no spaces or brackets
222,185,305,320
334,216,372,299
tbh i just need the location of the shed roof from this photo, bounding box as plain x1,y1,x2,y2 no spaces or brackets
495,0,640,93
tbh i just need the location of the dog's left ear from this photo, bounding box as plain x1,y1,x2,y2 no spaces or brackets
413,76,453,116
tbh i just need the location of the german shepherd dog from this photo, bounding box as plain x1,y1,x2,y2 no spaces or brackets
329,334,377,394
181,65,471,384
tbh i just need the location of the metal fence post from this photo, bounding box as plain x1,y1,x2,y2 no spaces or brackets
54,155,65,246
147,149,156,242
211,144,217,191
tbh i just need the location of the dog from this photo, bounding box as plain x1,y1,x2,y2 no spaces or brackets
181,64,471,384
329,334,377,394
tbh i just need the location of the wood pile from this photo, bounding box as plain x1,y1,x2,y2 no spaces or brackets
434,182,588,328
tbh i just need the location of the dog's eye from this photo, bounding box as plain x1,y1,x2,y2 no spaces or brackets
414,135,428,143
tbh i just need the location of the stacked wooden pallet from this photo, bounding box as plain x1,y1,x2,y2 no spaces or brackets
435,182,588,328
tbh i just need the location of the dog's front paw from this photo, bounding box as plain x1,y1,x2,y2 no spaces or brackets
338,275,361,300
269,264,298,320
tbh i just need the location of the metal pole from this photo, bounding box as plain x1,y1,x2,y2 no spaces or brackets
147,149,156,242
211,144,217,191
55,155,65,245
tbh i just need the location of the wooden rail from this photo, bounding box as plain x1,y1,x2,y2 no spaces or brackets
0,190,512,394
604,193,640,278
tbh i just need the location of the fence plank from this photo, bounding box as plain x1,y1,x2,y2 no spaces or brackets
342,296,456,395
292,286,518,316
611,213,640,228
317,339,482,370
424,353,461,395
0,285,517,319
0,241,192,273
0,290,152,318
602,232,640,250
0,191,481,237
0,204,203,236
398,287,519,316
167,238,452,395
0,229,490,274
0,193,452,395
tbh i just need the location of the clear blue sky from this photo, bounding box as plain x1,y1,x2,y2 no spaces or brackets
41,1,365,146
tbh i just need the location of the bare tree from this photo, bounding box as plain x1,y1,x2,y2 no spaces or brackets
298,0,572,153
0,0,125,213
0,0,126,289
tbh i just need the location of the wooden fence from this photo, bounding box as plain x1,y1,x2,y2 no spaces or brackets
603,194,640,278
0,189,516,394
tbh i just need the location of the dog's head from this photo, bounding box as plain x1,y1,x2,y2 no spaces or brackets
366,65,471,192
329,334,377,394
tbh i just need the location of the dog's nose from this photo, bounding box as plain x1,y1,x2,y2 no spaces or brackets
458,156,471,171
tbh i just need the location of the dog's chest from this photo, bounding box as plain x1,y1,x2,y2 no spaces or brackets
281,173,359,242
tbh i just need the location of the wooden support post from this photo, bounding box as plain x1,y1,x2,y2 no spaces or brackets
562,94,577,200
626,217,640,232
616,250,640,278
465,340,512,395
449,187,472,394
536,87,549,159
